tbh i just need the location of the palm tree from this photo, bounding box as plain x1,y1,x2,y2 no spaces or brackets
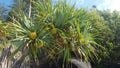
3,0,104,68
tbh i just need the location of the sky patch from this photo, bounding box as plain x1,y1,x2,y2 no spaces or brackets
0,0,120,11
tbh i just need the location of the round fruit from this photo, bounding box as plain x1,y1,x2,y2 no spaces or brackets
79,38,85,43
29,31,37,40
51,27,57,35
38,41,44,48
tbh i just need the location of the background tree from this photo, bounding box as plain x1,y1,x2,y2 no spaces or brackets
99,10,120,63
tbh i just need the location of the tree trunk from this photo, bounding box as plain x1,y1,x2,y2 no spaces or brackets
71,58,91,68
0,46,30,68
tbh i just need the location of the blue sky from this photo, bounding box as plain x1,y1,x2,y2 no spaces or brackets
53,0,120,11
0,0,13,8
0,0,120,11
53,0,106,9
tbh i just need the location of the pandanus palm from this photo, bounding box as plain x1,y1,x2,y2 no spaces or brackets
4,15,55,63
33,0,103,66
3,0,104,68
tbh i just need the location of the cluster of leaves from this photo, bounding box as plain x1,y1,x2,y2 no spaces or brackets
98,10,120,63
1,0,120,68
0,0,106,67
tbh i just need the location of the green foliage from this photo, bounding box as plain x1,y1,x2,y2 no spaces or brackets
2,0,120,68
1,0,106,68
88,11,113,57
98,10,120,63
